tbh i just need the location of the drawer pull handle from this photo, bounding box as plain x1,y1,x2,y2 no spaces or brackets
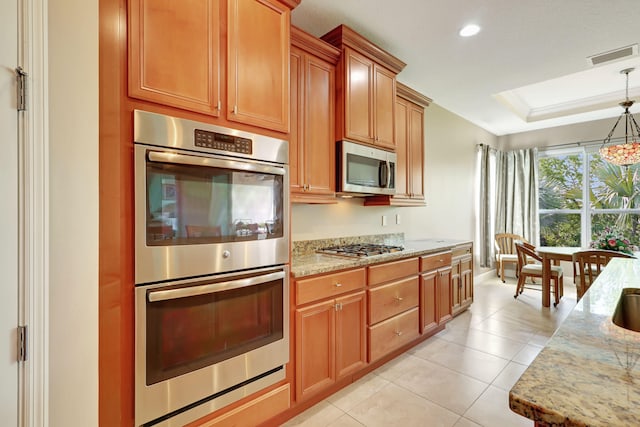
394,331,403,336
395,296,404,302
334,283,342,287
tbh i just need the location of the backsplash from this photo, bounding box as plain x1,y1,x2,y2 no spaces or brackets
291,233,404,257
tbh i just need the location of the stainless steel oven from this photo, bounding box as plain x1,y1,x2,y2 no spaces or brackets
133,110,290,426
135,266,289,426
134,110,289,284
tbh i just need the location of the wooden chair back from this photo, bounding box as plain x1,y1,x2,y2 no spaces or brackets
495,233,523,256
515,241,541,272
572,250,635,299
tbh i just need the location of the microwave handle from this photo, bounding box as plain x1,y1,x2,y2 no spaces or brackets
147,151,285,176
378,161,391,188
385,161,391,188
147,271,285,302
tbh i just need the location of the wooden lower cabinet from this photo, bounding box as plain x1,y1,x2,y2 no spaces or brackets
367,258,420,362
295,290,366,401
451,243,474,316
368,307,419,361
419,251,453,334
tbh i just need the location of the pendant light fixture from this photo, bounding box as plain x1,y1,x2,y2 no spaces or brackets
599,68,640,166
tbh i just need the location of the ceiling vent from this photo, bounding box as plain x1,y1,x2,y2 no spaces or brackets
587,44,638,67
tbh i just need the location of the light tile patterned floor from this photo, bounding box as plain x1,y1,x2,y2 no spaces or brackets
282,273,578,427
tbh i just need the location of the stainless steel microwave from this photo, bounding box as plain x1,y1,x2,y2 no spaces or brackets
337,140,396,195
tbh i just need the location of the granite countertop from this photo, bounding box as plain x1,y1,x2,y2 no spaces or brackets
509,257,640,426
291,236,470,278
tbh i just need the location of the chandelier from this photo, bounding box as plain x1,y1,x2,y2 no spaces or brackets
599,68,640,167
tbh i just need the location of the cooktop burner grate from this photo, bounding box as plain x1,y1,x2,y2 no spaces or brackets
317,243,404,258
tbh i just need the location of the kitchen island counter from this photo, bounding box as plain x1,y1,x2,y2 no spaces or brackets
291,237,470,278
509,257,640,426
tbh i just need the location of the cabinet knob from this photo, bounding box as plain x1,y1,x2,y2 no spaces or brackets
394,331,403,336
394,296,403,302
334,303,342,311
232,105,238,114
334,283,342,287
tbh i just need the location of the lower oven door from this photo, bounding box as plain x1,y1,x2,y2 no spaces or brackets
135,266,289,426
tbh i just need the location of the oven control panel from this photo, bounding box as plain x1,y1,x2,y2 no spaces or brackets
194,129,252,154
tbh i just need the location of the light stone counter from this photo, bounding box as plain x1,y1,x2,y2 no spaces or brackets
291,236,470,278
509,257,640,426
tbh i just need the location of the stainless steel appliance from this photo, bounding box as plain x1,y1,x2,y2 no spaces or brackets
134,110,289,284
133,110,289,426
317,243,404,258
337,140,397,195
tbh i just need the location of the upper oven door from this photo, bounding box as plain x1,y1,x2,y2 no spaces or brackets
135,144,289,284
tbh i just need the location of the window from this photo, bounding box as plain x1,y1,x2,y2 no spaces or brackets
538,146,640,247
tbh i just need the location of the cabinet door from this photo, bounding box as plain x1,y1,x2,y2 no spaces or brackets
461,254,474,308
295,300,335,401
373,65,396,149
305,54,336,196
437,266,453,324
335,291,367,378
129,0,220,115
450,258,462,314
289,48,304,193
344,48,374,144
420,271,438,334
393,96,409,198
408,102,425,199
227,0,290,132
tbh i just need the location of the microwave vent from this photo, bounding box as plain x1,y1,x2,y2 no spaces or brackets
587,44,638,67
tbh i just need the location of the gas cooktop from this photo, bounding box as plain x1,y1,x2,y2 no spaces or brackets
317,243,404,258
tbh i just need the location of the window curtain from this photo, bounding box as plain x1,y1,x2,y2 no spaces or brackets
477,146,539,268
495,148,539,245
477,144,496,268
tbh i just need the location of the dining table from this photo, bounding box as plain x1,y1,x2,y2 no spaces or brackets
536,246,581,307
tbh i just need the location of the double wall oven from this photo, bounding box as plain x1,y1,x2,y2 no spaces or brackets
133,110,289,426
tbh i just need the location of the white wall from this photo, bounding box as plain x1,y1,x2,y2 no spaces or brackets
48,0,99,425
292,104,497,243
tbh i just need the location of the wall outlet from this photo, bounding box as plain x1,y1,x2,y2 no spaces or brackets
382,215,387,226
396,214,401,225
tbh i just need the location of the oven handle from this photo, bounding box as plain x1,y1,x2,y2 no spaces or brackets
147,151,285,176
147,271,285,302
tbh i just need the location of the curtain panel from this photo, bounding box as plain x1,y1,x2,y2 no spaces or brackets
477,144,496,268
495,148,539,245
477,146,539,268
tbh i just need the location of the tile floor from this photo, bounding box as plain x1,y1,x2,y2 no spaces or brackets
282,273,578,427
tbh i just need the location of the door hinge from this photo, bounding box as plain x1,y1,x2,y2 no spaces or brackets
18,326,27,362
16,67,27,111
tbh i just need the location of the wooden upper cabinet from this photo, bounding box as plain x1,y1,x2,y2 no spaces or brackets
365,82,431,207
129,0,295,134
227,0,290,132
128,0,221,116
290,26,339,204
321,25,405,150
374,66,396,149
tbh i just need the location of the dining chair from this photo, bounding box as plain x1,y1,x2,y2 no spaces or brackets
495,233,525,282
572,250,635,300
514,241,563,306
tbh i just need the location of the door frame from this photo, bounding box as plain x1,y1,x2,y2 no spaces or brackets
17,0,48,425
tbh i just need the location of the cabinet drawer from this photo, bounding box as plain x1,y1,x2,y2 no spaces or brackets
368,307,419,362
452,243,472,258
296,268,366,305
368,257,419,286
368,276,419,324
420,251,452,272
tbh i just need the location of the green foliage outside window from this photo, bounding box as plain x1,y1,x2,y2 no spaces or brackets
538,150,640,247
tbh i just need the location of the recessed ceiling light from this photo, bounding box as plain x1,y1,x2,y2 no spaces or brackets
459,24,481,37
